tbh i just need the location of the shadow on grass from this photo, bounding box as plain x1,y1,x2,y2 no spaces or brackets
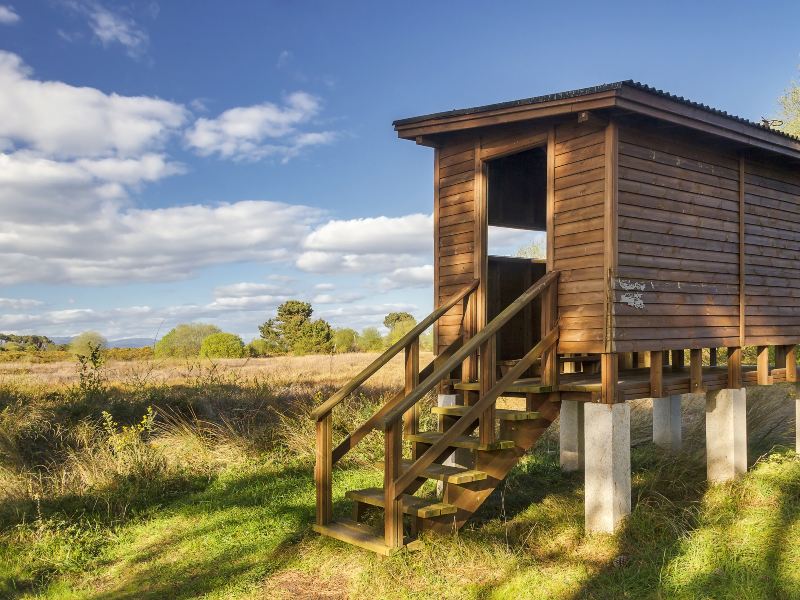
81,462,317,600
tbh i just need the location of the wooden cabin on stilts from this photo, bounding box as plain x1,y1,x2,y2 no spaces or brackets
312,81,800,554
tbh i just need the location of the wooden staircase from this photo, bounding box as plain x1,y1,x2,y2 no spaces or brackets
312,271,561,555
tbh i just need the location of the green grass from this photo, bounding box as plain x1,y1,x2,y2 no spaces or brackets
1,359,799,599
2,447,799,599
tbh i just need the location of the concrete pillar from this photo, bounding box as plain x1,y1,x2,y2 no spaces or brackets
436,394,472,494
584,403,631,533
560,400,585,471
652,395,682,451
705,388,747,483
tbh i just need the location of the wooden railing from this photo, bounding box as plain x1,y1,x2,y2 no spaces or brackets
313,279,479,526
380,270,560,549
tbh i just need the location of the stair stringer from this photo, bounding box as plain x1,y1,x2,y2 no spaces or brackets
422,397,561,533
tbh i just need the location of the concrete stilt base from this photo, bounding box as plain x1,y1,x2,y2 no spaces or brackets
560,400,585,471
584,403,631,533
652,395,682,451
705,388,747,483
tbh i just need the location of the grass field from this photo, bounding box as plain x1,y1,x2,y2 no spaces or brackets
1,353,799,599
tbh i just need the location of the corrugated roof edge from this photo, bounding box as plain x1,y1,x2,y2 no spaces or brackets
392,80,799,143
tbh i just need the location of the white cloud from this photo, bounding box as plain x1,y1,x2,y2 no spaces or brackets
0,51,187,158
0,4,19,24
304,213,432,255
312,292,365,304
0,297,42,310
213,282,288,298
0,200,322,285
65,1,149,58
276,50,292,68
378,265,433,291
297,214,432,274
184,92,336,162
314,282,335,291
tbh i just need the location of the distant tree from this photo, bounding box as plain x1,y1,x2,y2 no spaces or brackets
419,331,433,352
259,300,333,355
292,319,334,355
155,323,221,358
778,81,800,137
0,333,54,351
515,238,546,260
383,312,416,330
247,338,271,357
357,327,384,352
386,318,417,347
332,328,358,353
200,332,246,358
69,331,108,357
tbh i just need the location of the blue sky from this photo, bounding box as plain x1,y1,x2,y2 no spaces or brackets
0,1,799,342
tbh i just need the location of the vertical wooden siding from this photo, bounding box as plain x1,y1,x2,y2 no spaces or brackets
553,121,607,353
613,124,741,351
436,139,476,353
744,157,800,344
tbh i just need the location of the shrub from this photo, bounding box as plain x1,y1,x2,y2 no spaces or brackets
332,328,358,353
155,323,220,358
199,333,246,359
357,327,384,352
247,338,271,357
69,331,107,357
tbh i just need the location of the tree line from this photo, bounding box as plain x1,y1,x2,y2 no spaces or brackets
0,299,430,360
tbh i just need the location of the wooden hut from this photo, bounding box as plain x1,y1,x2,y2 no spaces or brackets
312,81,800,554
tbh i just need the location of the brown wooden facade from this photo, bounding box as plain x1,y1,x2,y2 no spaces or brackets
396,82,800,360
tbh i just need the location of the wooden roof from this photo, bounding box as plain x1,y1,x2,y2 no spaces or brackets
394,81,800,160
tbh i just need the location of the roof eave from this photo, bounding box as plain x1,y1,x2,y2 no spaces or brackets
393,89,618,140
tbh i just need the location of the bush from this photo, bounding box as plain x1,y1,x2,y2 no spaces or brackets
333,328,358,353
69,331,108,357
155,324,220,358
357,327,384,352
247,338,271,357
199,333,246,359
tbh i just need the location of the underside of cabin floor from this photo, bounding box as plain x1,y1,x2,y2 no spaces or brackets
454,364,784,402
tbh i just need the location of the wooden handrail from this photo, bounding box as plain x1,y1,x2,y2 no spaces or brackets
381,270,560,428
331,336,463,464
311,279,478,421
391,325,559,498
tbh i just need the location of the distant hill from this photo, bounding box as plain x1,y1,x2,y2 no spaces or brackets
50,336,155,349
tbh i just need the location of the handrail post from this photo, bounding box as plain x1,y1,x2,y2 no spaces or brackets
384,419,403,549
404,337,420,459
463,290,478,405
541,279,559,389
479,335,497,446
315,412,332,525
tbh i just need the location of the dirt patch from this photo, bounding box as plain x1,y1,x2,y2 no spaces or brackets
260,569,350,599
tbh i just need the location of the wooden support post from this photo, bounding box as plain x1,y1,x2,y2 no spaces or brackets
601,353,619,404
757,345,770,385
541,281,559,388
690,348,703,393
775,346,787,374
671,349,684,370
404,338,420,458
650,350,663,398
786,345,797,383
479,337,496,446
384,419,403,549
709,348,718,367
619,352,634,371
727,347,742,389
315,412,333,526
462,293,478,405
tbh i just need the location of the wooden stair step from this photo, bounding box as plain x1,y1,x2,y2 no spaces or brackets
346,487,457,518
374,459,488,484
405,431,515,451
431,405,540,421
313,519,422,555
